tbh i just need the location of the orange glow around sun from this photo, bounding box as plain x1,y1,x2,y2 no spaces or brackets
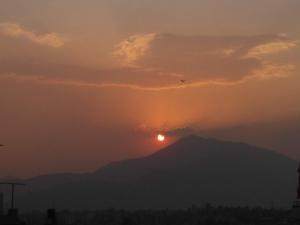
157,134,165,142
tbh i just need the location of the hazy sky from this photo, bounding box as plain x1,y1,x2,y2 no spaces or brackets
0,0,300,177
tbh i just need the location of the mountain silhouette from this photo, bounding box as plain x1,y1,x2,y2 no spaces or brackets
13,135,298,210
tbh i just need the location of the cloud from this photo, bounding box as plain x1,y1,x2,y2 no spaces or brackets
165,127,196,137
0,22,65,48
114,33,297,84
245,38,298,58
251,63,295,80
114,33,157,67
0,33,297,91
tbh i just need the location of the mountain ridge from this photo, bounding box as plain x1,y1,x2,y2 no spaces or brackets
5,135,299,210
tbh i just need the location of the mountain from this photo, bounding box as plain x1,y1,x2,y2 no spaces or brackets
14,135,299,210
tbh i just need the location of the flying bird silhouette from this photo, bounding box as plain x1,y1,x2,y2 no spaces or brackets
180,79,186,84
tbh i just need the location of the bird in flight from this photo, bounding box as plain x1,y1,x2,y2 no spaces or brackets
180,79,186,84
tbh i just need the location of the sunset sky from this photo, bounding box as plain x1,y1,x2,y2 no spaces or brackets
0,0,300,177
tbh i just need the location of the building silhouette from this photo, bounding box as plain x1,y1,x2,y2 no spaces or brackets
289,163,300,223
0,183,26,225
0,193,3,216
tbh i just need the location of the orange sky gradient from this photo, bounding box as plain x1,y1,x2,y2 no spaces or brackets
0,0,300,177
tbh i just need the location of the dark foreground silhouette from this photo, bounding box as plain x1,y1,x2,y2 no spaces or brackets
2,206,299,225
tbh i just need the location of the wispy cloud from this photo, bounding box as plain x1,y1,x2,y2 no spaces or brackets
114,33,297,84
245,38,297,58
0,71,278,92
114,33,157,67
0,22,65,48
0,33,297,91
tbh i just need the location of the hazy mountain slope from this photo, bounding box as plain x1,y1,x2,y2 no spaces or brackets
16,135,298,210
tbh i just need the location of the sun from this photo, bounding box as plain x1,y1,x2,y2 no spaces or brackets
157,134,165,142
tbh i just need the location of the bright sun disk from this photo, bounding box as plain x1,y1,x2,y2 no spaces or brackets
157,134,165,142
